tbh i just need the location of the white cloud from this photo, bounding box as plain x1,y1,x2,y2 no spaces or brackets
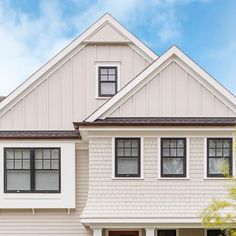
0,0,73,96
0,0,218,96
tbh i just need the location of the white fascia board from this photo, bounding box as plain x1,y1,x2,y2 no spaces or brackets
86,45,236,122
0,13,158,114
81,217,202,225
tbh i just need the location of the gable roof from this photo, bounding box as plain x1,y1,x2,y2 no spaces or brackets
0,13,158,114
85,45,236,122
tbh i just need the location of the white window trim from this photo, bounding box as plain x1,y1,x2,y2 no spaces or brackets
95,62,121,99
112,137,144,180
0,141,75,209
157,137,190,180
203,137,235,180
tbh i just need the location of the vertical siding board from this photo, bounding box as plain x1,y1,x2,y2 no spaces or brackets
48,70,60,129
175,63,187,116
36,80,48,129
161,63,173,116
147,74,160,116
201,87,214,116
60,60,72,129
121,45,132,88
135,87,146,116
24,90,35,129
72,50,84,121
214,97,227,116
188,75,201,115
84,45,96,117
133,50,146,77
12,100,23,129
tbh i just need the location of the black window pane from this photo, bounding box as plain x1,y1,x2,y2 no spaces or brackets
117,158,139,175
207,138,232,177
161,138,186,177
98,67,117,96
115,138,140,177
158,230,176,236
100,82,116,95
35,170,59,191
162,158,184,175
6,170,31,191
4,148,60,193
207,230,226,236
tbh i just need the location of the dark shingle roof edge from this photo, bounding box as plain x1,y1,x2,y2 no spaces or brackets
75,117,236,127
0,130,80,139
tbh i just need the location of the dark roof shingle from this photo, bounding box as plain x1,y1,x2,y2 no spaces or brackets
75,117,236,127
0,130,80,139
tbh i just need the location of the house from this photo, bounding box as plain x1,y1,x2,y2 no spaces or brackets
0,13,235,236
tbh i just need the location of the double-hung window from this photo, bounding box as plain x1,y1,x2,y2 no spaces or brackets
161,138,186,177
115,138,140,177
5,148,60,193
98,66,117,97
207,138,232,177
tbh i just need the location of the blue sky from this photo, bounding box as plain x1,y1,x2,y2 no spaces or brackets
0,0,235,96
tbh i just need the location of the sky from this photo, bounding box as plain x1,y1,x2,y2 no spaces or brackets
0,0,235,96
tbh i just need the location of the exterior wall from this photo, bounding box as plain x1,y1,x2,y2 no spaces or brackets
0,146,92,236
81,136,232,219
179,229,204,236
109,61,236,117
0,44,149,130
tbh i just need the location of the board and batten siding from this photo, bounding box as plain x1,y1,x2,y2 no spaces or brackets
0,44,149,130
109,60,236,117
0,147,92,236
81,136,231,219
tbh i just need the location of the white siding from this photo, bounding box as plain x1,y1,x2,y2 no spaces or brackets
0,147,92,236
0,44,148,130
109,61,236,117
81,136,231,219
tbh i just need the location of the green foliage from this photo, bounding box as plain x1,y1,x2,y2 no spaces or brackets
201,132,236,235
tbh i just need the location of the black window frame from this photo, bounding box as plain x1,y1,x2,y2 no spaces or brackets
4,147,61,193
115,138,141,178
207,229,226,236
158,230,176,236
161,138,187,178
98,66,117,97
207,138,232,178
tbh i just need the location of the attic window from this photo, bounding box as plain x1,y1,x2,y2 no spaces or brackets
98,66,117,97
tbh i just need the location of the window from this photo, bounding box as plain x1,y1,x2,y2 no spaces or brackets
158,230,176,236
4,148,60,193
161,138,186,177
98,66,117,97
207,230,226,236
115,138,140,177
207,138,232,177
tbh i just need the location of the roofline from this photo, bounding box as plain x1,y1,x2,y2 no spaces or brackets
0,130,80,139
85,45,236,122
0,13,158,114
74,122,236,128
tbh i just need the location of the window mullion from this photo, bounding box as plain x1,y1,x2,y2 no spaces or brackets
30,148,35,192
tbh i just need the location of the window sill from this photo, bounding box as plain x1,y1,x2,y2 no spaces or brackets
158,177,189,180
3,193,61,199
112,177,144,180
95,96,111,100
203,177,232,180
